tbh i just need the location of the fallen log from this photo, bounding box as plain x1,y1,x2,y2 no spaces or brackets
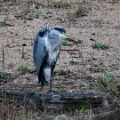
0,89,109,110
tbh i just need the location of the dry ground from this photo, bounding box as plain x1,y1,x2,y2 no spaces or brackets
0,0,120,119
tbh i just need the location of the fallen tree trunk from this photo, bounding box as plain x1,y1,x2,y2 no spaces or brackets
0,89,109,110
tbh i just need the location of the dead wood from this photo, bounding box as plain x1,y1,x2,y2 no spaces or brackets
0,89,109,110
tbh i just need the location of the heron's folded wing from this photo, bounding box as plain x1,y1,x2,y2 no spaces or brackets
33,34,45,73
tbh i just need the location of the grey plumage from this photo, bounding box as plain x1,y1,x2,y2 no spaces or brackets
33,23,66,90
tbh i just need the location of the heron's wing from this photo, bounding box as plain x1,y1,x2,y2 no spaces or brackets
33,34,45,74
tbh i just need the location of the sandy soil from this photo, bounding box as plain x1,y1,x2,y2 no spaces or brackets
0,0,120,119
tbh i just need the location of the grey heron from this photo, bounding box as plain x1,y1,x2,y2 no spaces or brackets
33,23,67,91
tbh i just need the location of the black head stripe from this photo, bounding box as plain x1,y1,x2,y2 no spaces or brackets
54,27,66,33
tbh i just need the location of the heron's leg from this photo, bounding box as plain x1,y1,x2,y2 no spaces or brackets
38,67,43,91
41,72,44,90
50,78,52,91
40,82,43,91
48,80,58,94
48,73,58,94
39,72,43,91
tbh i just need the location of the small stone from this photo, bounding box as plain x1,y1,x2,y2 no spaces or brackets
22,43,27,46
36,117,41,120
92,33,96,35
90,38,95,41
55,114,73,120
36,115,54,120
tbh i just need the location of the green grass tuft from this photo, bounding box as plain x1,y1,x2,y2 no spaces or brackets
61,89,66,93
0,71,8,79
92,43,108,50
60,2,70,8
102,73,119,94
112,65,119,70
90,81,101,87
93,67,103,72
19,14,26,20
0,22,7,27
47,11,52,14
18,66,30,73
79,61,85,65
76,108,87,114
62,41,68,46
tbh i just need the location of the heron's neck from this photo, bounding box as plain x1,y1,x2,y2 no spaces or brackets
51,39,62,50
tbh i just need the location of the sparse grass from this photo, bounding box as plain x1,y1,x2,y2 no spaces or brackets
82,7,87,12
47,11,52,14
18,66,30,73
0,22,7,27
92,43,108,50
63,81,69,85
60,18,67,23
0,71,8,80
55,77,59,80
75,108,87,120
76,108,87,114
93,67,103,72
19,14,26,20
91,20,100,23
60,2,70,8
62,41,68,46
69,61,79,65
102,73,114,85
111,65,119,70
57,69,63,74
33,11,46,18
75,7,88,18
79,61,85,65
74,75,83,79
102,73,119,94
33,11,40,18
61,89,66,93
90,81,101,87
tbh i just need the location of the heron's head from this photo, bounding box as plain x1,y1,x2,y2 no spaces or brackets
49,29,67,41
53,26,67,40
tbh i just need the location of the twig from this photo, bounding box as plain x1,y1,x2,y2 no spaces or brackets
61,49,79,51
2,45,5,70
22,47,24,59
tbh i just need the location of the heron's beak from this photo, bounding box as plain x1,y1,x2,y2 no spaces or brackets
60,33,77,42
59,33,67,39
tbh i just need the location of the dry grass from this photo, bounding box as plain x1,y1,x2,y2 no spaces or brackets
0,0,120,119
